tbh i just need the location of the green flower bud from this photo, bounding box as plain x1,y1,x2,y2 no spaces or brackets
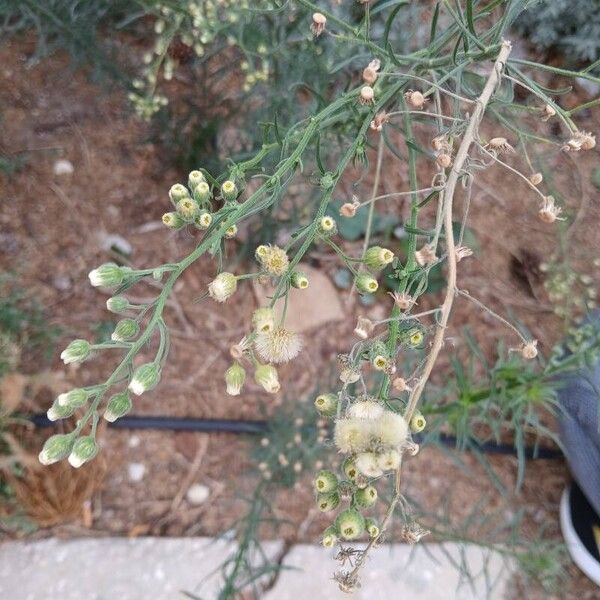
88,263,125,288
254,363,280,394
406,327,424,348
314,470,338,494
57,388,89,409
314,393,338,417
224,224,237,239
343,457,359,481
208,272,238,302
317,491,340,512
364,246,395,270
335,508,366,540
196,210,212,229
129,363,161,396
410,411,426,433
177,197,199,221
68,435,98,468
106,295,130,314
252,307,275,334
39,434,74,465
60,339,91,364
47,399,75,422
104,391,132,422
221,180,238,202
369,341,389,371
169,183,189,202
255,245,269,261
225,362,246,396
322,526,338,548
365,518,380,539
318,216,337,235
354,485,378,508
193,181,211,204
188,170,205,190
355,273,379,294
111,318,140,342
162,211,184,229
290,271,309,289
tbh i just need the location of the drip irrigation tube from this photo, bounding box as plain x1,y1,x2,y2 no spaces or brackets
30,414,563,459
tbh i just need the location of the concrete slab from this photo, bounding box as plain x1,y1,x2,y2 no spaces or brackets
0,537,510,600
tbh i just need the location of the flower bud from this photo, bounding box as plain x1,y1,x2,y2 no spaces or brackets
406,327,424,348
225,362,246,396
314,393,338,417
169,183,189,202
252,307,276,333
106,295,130,314
104,391,132,422
317,491,340,512
359,86,375,105
196,210,213,229
224,225,237,239
355,273,378,294
128,363,161,396
318,216,337,235
221,180,238,202
529,173,543,186
322,526,338,548
208,272,238,302
57,388,89,409
314,470,338,494
111,318,140,342
370,341,389,371
176,198,199,221
193,181,211,204
47,400,75,422
162,212,184,229
290,271,309,289
364,246,395,270
365,518,380,538
410,411,426,433
255,245,269,261
354,484,378,508
254,363,280,394
39,434,74,465
68,435,98,468
355,451,383,478
188,170,205,190
88,263,125,288
60,339,91,364
343,457,359,481
335,508,366,541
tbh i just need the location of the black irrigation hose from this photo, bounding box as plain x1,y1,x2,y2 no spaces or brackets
30,414,564,459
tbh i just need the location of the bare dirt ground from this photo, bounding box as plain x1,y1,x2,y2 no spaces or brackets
1,35,599,599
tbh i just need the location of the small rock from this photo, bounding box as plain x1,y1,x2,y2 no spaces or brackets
128,435,141,449
186,483,210,505
52,275,71,291
127,462,146,482
53,159,74,176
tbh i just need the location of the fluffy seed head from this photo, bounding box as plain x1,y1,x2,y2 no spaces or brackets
348,400,384,420
359,86,375,105
224,225,237,239
208,272,237,302
377,449,401,471
538,196,563,223
355,451,383,478
371,411,409,449
415,244,437,266
405,90,426,109
254,327,303,364
334,418,372,453
354,316,374,339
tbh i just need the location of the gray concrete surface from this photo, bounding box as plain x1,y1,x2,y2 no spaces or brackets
0,537,510,599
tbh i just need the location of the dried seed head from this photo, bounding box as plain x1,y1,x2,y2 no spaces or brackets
334,418,372,453
541,104,556,122
254,327,303,364
370,111,388,132
348,400,384,420
415,244,437,267
354,316,375,339
432,135,451,153
538,196,564,223
486,137,515,154
520,340,538,360
436,152,452,169
377,449,401,471
359,85,375,105
311,12,327,36
529,172,543,186
362,66,378,85
564,131,596,151
339,366,361,384
392,377,411,392
389,291,414,310
404,90,426,109
208,272,237,302
340,200,359,218
355,451,383,478
455,245,473,262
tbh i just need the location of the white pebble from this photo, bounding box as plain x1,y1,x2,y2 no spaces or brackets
53,159,74,176
127,462,146,482
186,483,210,505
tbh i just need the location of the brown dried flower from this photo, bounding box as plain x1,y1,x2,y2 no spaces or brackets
370,111,388,132
415,244,437,266
359,85,375,105
529,172,543,186
538,195,564,223
485,137,515,154
311,12,327,36
404,89,427,109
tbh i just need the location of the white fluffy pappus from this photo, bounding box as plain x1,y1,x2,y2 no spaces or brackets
377,449,401,471
254,327,303,364
333,418,373,454
348,400,384,420
371,411,409,448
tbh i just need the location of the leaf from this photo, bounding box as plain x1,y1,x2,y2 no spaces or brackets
430,2,440,43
